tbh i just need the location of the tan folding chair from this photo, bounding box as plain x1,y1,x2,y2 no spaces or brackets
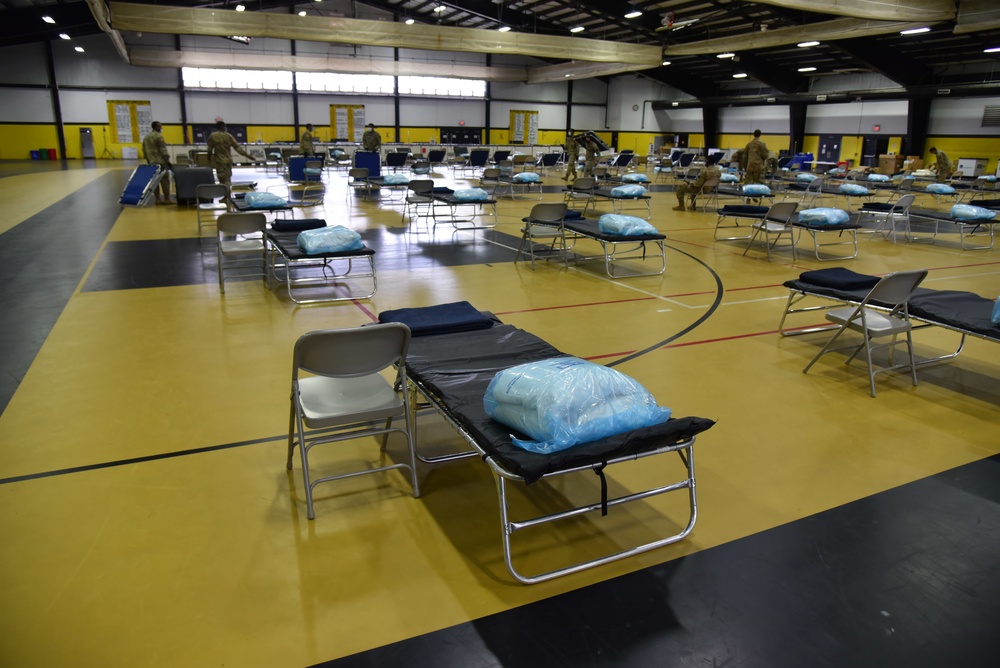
215,212,267,293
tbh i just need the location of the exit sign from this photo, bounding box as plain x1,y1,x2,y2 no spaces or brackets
873,124,881,131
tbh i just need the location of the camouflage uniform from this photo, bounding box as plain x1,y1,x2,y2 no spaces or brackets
141,125,171,203
743,137,769,184
563,134,579,180
207,130,253,188
362,128,382,152
675,165,722,210
933,150,953,181
300,128,315,157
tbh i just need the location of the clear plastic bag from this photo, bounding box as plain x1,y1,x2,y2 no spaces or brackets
484,357,672,454
296,225,363,254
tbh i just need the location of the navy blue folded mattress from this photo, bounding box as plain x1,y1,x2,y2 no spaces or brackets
405,323,714,483
908,290,1000,341
378,301,495,337
271,218,326,233
718,205,768,215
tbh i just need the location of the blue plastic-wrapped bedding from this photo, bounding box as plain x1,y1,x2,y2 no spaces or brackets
453,187,490,201
925,183,955,194
867,173,890,182
796,173,818,182
622,173,649,183
742,184,771,196
244,191,288,208
721,173,739,183
598,214,658,236
297,225,363,254
950,204,997,221
838,183,869,195
513,172,541,183
797,208,851,226
483,357,672,454
610,184,648,197
383,173,409,185
404,322,714,483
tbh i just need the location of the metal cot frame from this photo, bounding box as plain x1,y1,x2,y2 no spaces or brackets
265,231,377,304
404,371,700,585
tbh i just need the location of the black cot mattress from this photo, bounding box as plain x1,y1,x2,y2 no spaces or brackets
405,323,714,484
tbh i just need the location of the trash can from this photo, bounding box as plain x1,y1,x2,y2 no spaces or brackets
47,148,57,160
38,148,49,160
30,150,39,160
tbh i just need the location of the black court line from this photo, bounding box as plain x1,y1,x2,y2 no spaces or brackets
608,245,724,368
0,433,287,486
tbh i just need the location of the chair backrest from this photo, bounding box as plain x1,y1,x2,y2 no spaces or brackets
197,183,230,201
591,166,609,179
453,146,469,157
765,201,799,224
493,150,511,163
411,160,431,174
808,177,825,193
571,177,596,191
395,147,411,154
217,212,266,236
896,178,913,192
701,177,721,193
862,269,928,310
293,323,410,380
528,202,568,224
408,179,434,195
482,167,501,180
348,168,369,180
541,153,560,166
305,159,324,170
385,152,408,167
289,184,325,205
513,154,530,165
427,150,447,162
468,149,490,166
679,153,695,167
891,193,916,212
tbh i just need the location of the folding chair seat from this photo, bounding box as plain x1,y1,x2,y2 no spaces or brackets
286,323,419,519
803,269,928,397
196,183,230,235
511,154,532,172
742,201,799,261
514,202,569,269
347,167,371,200
215,212,266,294
861,193,915,242
303,159,325,183
782,176,825,209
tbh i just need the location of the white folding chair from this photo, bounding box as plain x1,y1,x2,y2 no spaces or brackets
514,202,569,269
286,323,419,519
215,212,267,293
196,183,230,235
742,201,799,261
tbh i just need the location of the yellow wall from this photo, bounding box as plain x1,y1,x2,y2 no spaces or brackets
0,125,61,160
719,133,790,154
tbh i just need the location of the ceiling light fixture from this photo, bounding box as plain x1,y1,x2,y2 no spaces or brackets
498,26,511,32
433,5,446,12
298,11,306,16
900,27,930,35
671,102,679,107
798,66,817,72
235,4,245,10
570,26,584,33
625,11,643,19
717,52,735,59
662,60,671,66
59,33,70,40
74,46,85,52
985,47,1000,53
42,16,55,24
797,41,819,47
405,18,415,25
732,73,747,79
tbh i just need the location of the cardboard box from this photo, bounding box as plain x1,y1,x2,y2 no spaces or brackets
902,157,923,171
877,154,904,175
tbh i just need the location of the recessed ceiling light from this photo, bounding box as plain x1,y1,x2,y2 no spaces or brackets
59,33,70,40
717,52,735,59
624,11,643,19
671,102,679,107
42,16,55,24
433,5,446,12
298,11,306,16
797,41,820,47
74,46,85,53
235,4,245,11
570,26,584,33
798,67,817,72
564,74,571,78
662,61,671,66
498,26,511,32
985,47,1000,53
900,27,930,35
405,18,415,25
732,73,748,79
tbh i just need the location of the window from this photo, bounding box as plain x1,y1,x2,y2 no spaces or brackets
398,76,485,97
181,68,485,98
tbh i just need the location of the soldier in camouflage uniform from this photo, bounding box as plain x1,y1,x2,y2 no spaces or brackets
142,121,171,204
207,121,254,189
742,129,769,184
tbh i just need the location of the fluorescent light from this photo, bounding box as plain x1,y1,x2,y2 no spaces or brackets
900,27,930,35
59,33,70,40
797,41,819,47
798,67,817,72
671,102,679,107
298,11,306,16
625,11,643,19
498,26,511,32
662,61,671,66
405,18,414,25
985,47,1000,53
717,52,735,59
42,16,55,24
732,73,748,79
74,46,85,53
433,5,446,12
235,4,245,11
570,26,584,33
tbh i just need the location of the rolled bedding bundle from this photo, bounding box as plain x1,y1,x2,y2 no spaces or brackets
598,214,658,236
453,187,490,201
297,225,363,254
483,357,672,454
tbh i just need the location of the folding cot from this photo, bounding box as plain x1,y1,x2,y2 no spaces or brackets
377,302,714,583
118,164,164,207
561,217,667,277
904,207,998,249
479,168,544,200
588,186,653,218
715,204,863,260
429,188,497,229
777,267,1000,368
265,222,377,304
